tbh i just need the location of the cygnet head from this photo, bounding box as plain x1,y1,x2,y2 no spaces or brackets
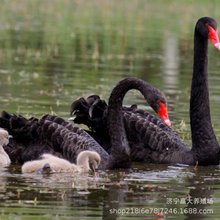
35,163,52,174
77,150,101,172
0,128,10,146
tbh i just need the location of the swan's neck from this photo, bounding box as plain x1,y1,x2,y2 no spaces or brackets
76,152,91,172
0,144,8,155
107,81,134,169
107,78,154,168
0,144,10,163
0,145,6,154
190,31,219,154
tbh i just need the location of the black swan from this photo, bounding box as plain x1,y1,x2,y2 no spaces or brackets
21,150,101,174
0,112,122,169
71,17,220,165
0,76,171,169
70,78,172,153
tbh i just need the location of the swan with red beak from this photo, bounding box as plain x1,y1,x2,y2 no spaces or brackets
157,100,171,126
208,25,220,50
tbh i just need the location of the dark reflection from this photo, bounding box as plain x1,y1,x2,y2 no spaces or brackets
183,167,219,220
100,165,220,219
0,165,219,219
102,172,129,220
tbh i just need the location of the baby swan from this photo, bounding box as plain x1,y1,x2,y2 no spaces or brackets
22,150,101,174
0,128,11,166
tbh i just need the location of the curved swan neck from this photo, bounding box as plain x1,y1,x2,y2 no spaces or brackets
0,145,6,153
76,151,100,172
190,26,218,150
108,78,157,106
76,151,91,171
107,77,155,168
0,142,11,166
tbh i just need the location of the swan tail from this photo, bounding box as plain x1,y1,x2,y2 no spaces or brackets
0,111,39,143
70,95,108,132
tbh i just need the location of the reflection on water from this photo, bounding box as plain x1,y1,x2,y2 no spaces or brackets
1,165,220,219
1,1,220,219
163,33,179,91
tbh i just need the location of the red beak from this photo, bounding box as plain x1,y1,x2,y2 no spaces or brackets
208,25,220,50
157,101,171,126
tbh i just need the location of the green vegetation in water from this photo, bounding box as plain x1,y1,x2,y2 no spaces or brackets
0,0,220,72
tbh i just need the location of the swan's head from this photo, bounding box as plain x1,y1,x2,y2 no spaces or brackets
77,150,101,172
156,100,171,127
196,17,220,50
0,128,10,146
35,163,52,174
148,90,171,127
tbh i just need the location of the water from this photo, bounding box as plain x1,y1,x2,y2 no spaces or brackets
1,1,220,219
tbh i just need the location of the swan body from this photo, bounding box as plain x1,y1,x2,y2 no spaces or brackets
0,128,11,166
71,95,181,156
1,113,110,168
71,17,220,166
0,76,171,169
22,150,101,174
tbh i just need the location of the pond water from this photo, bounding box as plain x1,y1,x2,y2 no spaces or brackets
1,1,220,219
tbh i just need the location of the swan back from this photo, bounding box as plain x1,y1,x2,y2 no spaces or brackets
22,154,77,173
22,150,101,173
